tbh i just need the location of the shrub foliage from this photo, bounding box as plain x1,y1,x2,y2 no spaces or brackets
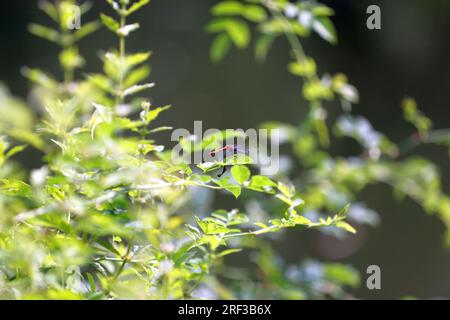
0,0,449,299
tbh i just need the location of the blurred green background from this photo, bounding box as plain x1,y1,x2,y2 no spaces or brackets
1,0,449,299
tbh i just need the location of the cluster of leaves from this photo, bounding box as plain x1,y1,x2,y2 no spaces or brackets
207,0,450,295
0,0,357,300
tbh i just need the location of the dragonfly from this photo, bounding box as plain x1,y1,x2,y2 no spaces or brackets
208,144,249,177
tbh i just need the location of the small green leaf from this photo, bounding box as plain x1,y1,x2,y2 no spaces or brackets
255,34,275,63
100,14,120,33
312,17,337,44
311,5,335,17
269,219,283,227
337,204,351,218
288,58,317,77
254,222,269,229
5,145,27,160
118,23,140,37
196,217,231,235
197,162,219,173
124,65,151,87
293,215,312,226
211,1,243,16
324,263,360,287
127,0,151,16
0,179,33,198
28,23,59,43
231,165,250,184
126,52,152,68
214,177,242,198
86,273,96,292
226,184,241,198
276,193,294,206
242,5,267,22
123,83,155,97
95,239,121,256
227,19,250,49
249,175,277,192
140,105,171,124
210,33,232,62
278,181,295,198
208,18,250,49
106,0,120,12
74,21,101,41
38,1,58,21
336,221,357,234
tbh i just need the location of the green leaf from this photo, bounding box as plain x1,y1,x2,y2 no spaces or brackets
140,105,171,124
336,221,357,234
74,21,101,41
86,273,96,292
223,154,252,166
255,34,275,63
242,5,267,22
324,264,360,287
248,175,277,192
148,126,172,134
126,52,152,68
0,179,33,198
269,219,283,227
214,177,242,198
312,17,337,44
59,47,84,70
5,145,27,160
196,217,231,235
288,57,317,77
226,19,250,49
276,193,294,206
254,222,269,229
95,239,121,256
197,162,220,173
206,19,230,33
118,23,140,37
210,33,232,62
225,184,242,198
28,23,59,43
124,65,151,87
89,103,112,138
100,14,120,33
207,18,250,48
106,0,120,12
293,215,312,226
261,17,308,37
38,1,58,21
311,5,335,17
127,0,151,16
231,165,250,184
88,74,114,93
337,203,351,218
278,181,295,198
402,97,433,135
211,1,243,16
123,83,155,97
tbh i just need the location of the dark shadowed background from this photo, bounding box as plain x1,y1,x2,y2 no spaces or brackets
1,0,449,299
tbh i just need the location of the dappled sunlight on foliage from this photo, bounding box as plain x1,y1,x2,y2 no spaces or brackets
0,0,449,300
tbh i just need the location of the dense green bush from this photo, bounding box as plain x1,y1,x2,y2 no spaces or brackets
0,0,449,299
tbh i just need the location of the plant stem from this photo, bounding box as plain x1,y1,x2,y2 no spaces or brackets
112,238,134,282
222,225,279,239
264,0,317,82
395,129,450,158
